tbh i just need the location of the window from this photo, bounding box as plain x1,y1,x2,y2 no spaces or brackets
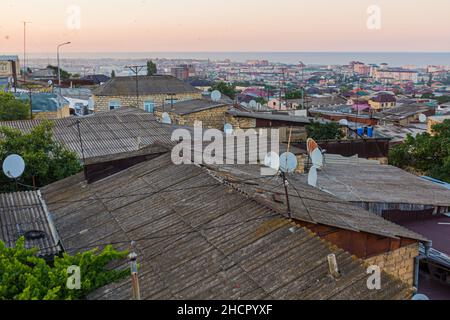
144,100,155,113
109,100,121,110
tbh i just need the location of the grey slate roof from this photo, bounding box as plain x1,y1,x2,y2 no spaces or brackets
226,110,311,124
161,99,229,115
40,154,412,300
0,108,177,160
94,75,200,96
206,163,427,242
295,162,450,208
0,191,61,258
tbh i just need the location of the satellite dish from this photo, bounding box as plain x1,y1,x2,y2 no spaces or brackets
279,152,298,173
308,165,318,187
419,113,427,123
249,100,257,109
161,112,172,124
224,123,233,135
211,90,222,102
339,119,349,126
2,154,25,179
412,294,429,301
311,148,324,168
264,152,280,170
48,80,53,86
306,138,319,154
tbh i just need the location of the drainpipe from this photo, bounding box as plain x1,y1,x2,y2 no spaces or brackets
414,241,432,291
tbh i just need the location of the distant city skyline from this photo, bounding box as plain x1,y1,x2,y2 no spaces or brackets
1,0,450,53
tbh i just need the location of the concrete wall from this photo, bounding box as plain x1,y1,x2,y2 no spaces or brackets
93,92,203,112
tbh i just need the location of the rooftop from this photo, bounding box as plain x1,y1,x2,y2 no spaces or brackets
39,154,413,300
94,75,200,96
161,99,229,115
0,191,61,258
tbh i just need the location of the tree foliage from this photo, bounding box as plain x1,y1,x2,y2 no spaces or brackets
209,81,236,99
306,121,344,141
0,92,31,121
389,119,450,183
146,60,157,76
0,237,128,300
46,65,71,80
0,121,82,192
285,90,302,100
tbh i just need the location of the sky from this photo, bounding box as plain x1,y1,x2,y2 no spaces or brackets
1,0,450,53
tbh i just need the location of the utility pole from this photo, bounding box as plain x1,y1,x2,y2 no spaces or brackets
68,120,87,180
125,65,145,108
57,41,71,95
22,21,31,81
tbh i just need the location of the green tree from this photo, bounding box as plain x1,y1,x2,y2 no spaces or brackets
0,237,128,300
209,81,236,100
46,65,71,80
146,60,157,76
421,93,434,99
285,90,302,100
111,70,116,78
306,121,344,141
0,92,31,121
389,119,450,183
0,121,82,192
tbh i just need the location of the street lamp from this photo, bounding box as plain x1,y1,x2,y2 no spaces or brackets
57,42,71,89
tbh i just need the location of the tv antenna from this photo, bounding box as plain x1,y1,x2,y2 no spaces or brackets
125,65,145,108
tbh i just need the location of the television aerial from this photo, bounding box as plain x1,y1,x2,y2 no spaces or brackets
419,113,427,123
211,90,222,102
224,123,233,135
279,152,298,173
161,112,172,124
2,154,26,179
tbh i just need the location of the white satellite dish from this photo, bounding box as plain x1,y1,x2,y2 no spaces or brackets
311,148,323,168
419,113,427,123
2,154,25,179
48,80,53,86
161,112,172,124
249,100,257,109
224,123,233,135
211,90,222,102
339,119,349,126
264,152,280,170
279,152,298,173
308,165,318,187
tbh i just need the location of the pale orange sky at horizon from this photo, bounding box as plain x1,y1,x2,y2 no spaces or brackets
1,0,450,53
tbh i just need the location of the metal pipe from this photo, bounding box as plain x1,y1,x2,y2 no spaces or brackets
413,256,420,290
57,42,71,92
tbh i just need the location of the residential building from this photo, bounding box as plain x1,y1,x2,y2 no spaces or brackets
372,68,419,83
369,94,397,110
14,92,71,119
0,55,20,88
154,99,231,129
92,75,202,112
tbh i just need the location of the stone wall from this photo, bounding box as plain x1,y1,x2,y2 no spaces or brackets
33,105,71,120
93,92,203,112
364,243,419,286
155,106,230,130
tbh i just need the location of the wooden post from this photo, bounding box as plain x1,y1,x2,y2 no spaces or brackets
129,242,141,300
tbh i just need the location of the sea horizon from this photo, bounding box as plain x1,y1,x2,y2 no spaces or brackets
6,51,450,67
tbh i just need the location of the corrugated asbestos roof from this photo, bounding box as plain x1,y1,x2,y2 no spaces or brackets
295,163,450,207
0,191,61,258
160,99,228,115
39,154,413,300
206,163,427,242
0,108,177,160
93,75,200,96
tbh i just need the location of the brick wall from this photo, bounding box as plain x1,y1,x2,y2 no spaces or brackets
93,92,203,112
364,243,418,286
224,114,256,129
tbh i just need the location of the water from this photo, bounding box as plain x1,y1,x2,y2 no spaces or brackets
21,52,450,67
